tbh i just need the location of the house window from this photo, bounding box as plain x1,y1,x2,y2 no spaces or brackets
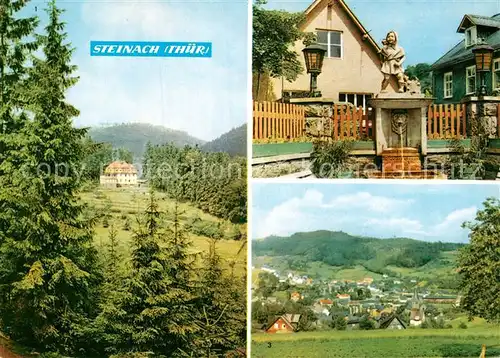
282,324,286,328
317,30,342,58
465,66,476,95
274,323,278,329
493,59,500,90
465,26,477,47
339,92,372,112
443,72,453,98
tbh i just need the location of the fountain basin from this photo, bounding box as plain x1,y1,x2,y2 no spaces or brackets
366,170,447,179
381,147,421,173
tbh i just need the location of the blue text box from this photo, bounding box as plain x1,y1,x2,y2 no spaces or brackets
90,41,212,57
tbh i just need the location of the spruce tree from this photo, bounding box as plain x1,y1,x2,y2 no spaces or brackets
0,1,102,354
96,193,200,357
105,223,121,284
0,0,38,166
193,240,246,357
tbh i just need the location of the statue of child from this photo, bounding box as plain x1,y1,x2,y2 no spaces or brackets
379,31,406,93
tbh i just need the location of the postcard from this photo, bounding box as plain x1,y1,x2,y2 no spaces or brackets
0,0,248,357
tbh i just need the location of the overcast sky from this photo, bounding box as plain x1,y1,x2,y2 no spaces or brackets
263,0,500,65
252,182,499,243
25,0,248,141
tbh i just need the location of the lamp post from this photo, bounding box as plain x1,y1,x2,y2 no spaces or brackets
302,43,326,97
472,43,494,96
470,43,494,163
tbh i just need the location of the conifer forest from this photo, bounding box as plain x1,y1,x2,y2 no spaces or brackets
0,1,247,357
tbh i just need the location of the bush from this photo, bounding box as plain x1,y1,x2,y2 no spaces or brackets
310,140,353,178
359,315,375,330
186,217,224,239
458,322,468,329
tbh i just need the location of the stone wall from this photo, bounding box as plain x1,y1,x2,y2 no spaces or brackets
462,97,500,138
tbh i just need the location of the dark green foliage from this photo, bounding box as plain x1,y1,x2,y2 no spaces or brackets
458,322,468,329
331,315,347,330
457,197,500,323
252,0,307,97
0,1,102,354
105,224,121,284
405,63,432,95
185,216,224,239
201,124,247,157
359,316,375,330
113,147,134,164
449,112,491,179
88,123,204,161
0,0,39,169
95,194,200,357
192,240,246,356
80,137,113,182
144,143,247,224
254,230,463,269
310,140,353,178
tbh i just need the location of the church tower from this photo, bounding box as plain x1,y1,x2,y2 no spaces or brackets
409,286,426,326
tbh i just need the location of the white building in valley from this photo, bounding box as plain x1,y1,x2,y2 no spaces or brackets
100,161,138,188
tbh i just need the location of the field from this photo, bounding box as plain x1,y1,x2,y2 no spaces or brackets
80,187,246,275
252,324,500,358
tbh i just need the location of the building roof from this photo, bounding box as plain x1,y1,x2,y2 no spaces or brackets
104,161,137,175
457,14,500,33
267,314,301,331
284,314,301,324
432,13,500,70
302,0,381,55
379,315,407,329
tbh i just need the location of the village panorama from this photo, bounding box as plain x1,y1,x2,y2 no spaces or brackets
250,183,500,358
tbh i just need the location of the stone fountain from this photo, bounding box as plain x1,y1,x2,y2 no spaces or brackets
367,30,445,179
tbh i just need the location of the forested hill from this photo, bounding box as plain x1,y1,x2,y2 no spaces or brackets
253,230,464,270
201,124,247,157
88,123,247,160
88,123,204,160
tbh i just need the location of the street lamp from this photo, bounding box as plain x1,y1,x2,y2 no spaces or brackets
302,43,327,97
472,43,494,96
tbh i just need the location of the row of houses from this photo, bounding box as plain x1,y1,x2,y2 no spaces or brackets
260,0,499,108
265,288,428,333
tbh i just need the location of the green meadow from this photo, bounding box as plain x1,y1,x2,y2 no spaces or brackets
251,323,500,358
81,187,246,275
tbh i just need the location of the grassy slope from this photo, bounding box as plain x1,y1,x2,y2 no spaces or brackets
81,187,246,275
252,323,500,358
253,252,457,282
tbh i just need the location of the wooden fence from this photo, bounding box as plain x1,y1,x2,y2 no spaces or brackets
330,104,373,140
253,101,500,142
253,101,305,140
427,103,467,139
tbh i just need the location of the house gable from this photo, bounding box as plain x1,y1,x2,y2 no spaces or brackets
432,13,500,103
303,0,380,56
457,14,500,33
271,0,398,101
266,315,296,333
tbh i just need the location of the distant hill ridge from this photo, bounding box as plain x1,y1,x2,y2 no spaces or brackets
253,230,464,272
88,122,246,160
201,123,246,157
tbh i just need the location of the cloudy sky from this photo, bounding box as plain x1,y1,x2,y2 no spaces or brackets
25,0,248,141
263,0,500,65
252,183,499,243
